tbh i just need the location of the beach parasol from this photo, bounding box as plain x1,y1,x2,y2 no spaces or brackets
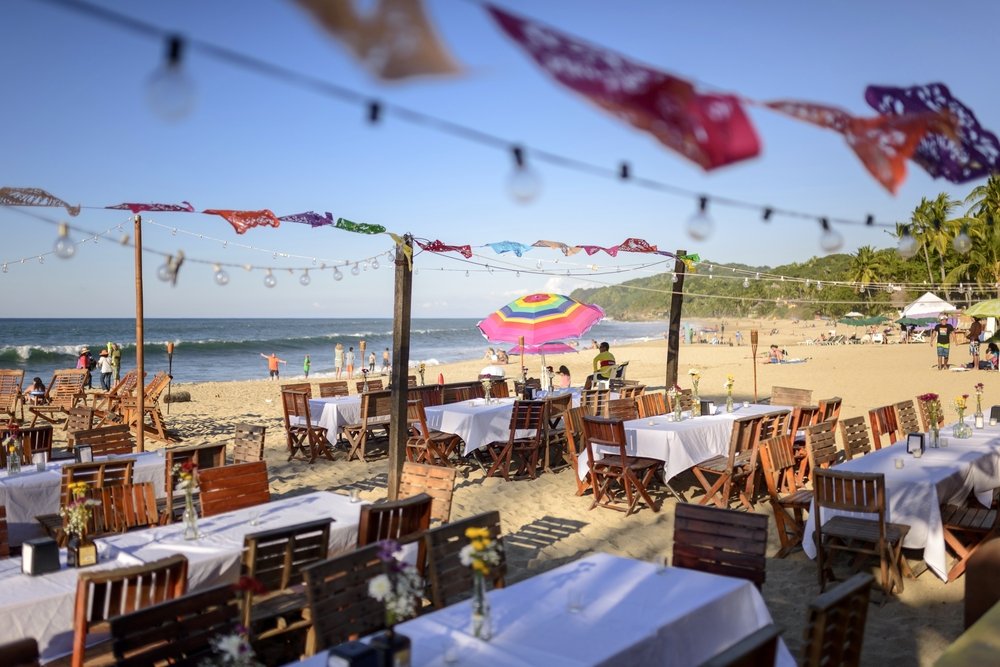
966,299,1000,319
507,342,577,355
837,315,888,327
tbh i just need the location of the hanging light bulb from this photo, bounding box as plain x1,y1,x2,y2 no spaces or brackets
54,222,75,259
299,270,311,286
264,270,277,288
897,226,918,259
465,270,470,278
818,218,844,253
362,261,369,271
351,263,360,276
213,264,229,286
333,267,343,281
1,263,6,273
816,281,823,291
742,277,750,288
507,146,542,204
157,262,173,282
686,196,713,241
535,259,542,270
755,272,761,280
146,36,197,122
516,271,521,278
953,225,972,254
371,257,379,270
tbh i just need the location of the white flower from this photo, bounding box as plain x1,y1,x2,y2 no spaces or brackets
214,634,244,660
368,574,391,601
458,544,474,567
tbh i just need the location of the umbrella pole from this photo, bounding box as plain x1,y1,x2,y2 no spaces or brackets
519,335,525,384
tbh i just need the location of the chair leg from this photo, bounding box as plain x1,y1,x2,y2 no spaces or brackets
485,444,512,480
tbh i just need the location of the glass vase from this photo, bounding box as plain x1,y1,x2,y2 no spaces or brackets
975,396,985,429
953,412,973,439
929,425,940,448
470,572,492,641
692,392,701,417
182,490,199,540
673,398,682,422
726,394,734,413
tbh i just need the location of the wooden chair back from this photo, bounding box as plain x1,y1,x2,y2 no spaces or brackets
240,518,332,627
198,461,270,517
917,395,945,431
701,624,780,667
759,434,800,497
867,405,900,449
0,369,24,420
423,510,505,609
839,416,873,460
637,391,667,418
317,381,349,397
813,469,888,531
582,415,628,472
61,459,135,505
490,379,510,398
790,405,822,436
758,410,791,441
606,397,639,421
303,543,386,650
0,637,39,667
165,442,227,497
545,392,573,429
65,407,95,447
893,400,921,435
399,462,457,523
619,384,646,399
442,385,474,404
965,536,1000,628
581,388,610,417
562,406,588,494
407,375,419,388
109,584,238,667
357,493,433,553
800,573,873,667
817,396,843,422
73,424,135,457
771,385,813,407
72,555,189,667
45,369,88,409
672,503,768,588
356,379,384,393
91,482,160,534
92,369,141,424
0,506,9,559
280,382,312,398
805,419,839,472
232,423,266,464
4,425,53,466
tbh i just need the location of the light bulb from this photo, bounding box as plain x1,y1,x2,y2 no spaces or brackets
507,146,542,204
371,258,379,270
334,267,343,281
465,271,469,278
362,261,369,271
146,37,196,122
672,273,678,283
157,263,173,282
213,265,230,286
686,197,713,241
264,271,277,288
54,223,75,259
816,281,823,291
742,277,750,288
299,271,311,286
898,227,918,259
953,226,972,254
819,218,844,253
351,263,360,276
516,271,521,278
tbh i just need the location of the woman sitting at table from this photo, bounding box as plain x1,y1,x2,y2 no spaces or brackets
556,365,571,389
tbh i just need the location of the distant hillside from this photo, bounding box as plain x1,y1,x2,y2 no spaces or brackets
571,254,901,320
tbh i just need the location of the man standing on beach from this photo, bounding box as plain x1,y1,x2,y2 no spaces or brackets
110,343,122,383
260,352,286,380
933,315,954,370
968,317,984,370
381,348,390,375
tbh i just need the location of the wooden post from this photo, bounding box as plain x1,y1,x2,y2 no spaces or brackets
133,214,145,453
664,250,687,390
750,329,759,402
387,235,413,500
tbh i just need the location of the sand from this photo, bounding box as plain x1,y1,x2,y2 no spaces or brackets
151,317,996,666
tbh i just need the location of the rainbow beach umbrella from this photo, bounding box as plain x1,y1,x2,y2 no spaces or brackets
477,293,605,346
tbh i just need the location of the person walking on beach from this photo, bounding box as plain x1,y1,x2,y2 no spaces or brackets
933,315,954,370
345,346,356,379
334,343,344,380
260,352,286,380
76,346,94,389
97,349,114,391
381,348,390,374
110,343,122,383
303,355,311,378
368,351,376,373
969,317,984,370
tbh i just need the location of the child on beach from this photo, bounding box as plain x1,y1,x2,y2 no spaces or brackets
382,348,390,374
303,355,311,378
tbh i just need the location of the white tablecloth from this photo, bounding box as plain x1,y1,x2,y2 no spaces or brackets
308,396,363,444
577,404,787,481
0,490,362,662
0,451,166,546
298,553,794,667
802,425,1000,581
424,398,520,455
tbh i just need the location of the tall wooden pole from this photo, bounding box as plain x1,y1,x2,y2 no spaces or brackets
664,249,687,390
133,215,145,453
387,235,413,500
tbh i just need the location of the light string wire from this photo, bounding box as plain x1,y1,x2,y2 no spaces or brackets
33,0,896,232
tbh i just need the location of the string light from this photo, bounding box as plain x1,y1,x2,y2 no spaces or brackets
953,225,972,254
819,218,844,253
334,266,343,281
351,263,360,276
742,277,750,288
264,269,277,288
146,35,196,122
53,222,75,259
897,225,919,259
686,196,713,241
299,269,311,286
371,257,379,270
507,146,542,204
213,263,229,286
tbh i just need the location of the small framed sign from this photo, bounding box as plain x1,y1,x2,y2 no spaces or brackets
75,446,93,463
700,400,716,416
906,432,925,456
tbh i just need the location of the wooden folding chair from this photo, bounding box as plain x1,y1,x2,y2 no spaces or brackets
0,369,24,422
691,415,764,510
241,518,332,646
893,400,922,436
700,624,779,667
606,397,639,421
770,385,813,407
161,442,227,522
357,493,432,574
637,391,667,418
917,394,945,432
74,424,135,457
542,392,573,472
64,407,95,450
280,382,312,398
581,415,660,515
839,416,873,460
0,637,39,667
342,390,392,462
37,459,137,540
423,510,506,609
72,555,189,667
800,419,839,486
562,406,590,496
940,490,1000,581
92,482,160,534
355,379,384,393
120,372,175,442
317,381,349,398
817,396,843,422
619,384,646,399
580,388,610,417
671,503,768,589
281,389,332,463
399,462,457,523
21,425,54,463
405,398,462,467
303,544,386,650
813,469,911,597
233,423,266,463
800,573,873,667
485,400,548,480
28,368,87,427
867,405,900,449
110,584,239,667
91,369,140,426
198,461,270,517
759,434,812,558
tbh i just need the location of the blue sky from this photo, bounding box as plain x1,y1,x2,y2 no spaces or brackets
2,0,997,318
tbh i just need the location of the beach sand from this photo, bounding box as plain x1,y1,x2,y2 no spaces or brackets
152,317,995,666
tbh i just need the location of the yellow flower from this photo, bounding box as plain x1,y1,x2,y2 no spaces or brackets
465,527,490,540
472,560,489,575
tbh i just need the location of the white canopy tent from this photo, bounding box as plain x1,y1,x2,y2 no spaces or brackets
901,292,957,319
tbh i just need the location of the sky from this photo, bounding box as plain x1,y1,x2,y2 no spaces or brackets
2,0,998,318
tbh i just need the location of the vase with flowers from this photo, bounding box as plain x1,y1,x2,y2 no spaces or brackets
197,623,263,667
173,460,200,539
953,394,973,439
460,526,503,641
61,481,100,567
668,386,683,422
368,539,420,667
918,393,941,447
5,420,22,475
723,375,735,413
480,376,493,404
974,383,985,429
688,369,702,416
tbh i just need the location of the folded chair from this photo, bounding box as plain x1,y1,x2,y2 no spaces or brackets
233,423,266,464
562,406,590,496
542,392,573,472
759,433,812,558
280,382,312,398
281,389,332,463
800,573,873,667
770,385,813,407
405,398,462,467
582,415,660,515
120,372,175,442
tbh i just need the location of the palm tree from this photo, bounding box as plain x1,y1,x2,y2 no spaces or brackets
848,245,882,307
908,198,938,283
924,193,959,283
951,175,1000,297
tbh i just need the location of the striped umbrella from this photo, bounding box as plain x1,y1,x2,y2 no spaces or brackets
477,293,605,346
507,342,578,355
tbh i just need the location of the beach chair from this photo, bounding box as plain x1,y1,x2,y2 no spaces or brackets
405,398,462,467
800,573,873,667
700,624,779,667
399,462,457,523
759,434,812,557
692,415,764,511
198,461,270,517
839,416,873,460
232,423,266,464
73,424,135,457
120,372,175,442
423,511,506,610
582,415,660,515
91,369,140,425
281,389,332,464
303,544,386,650
671,503,768,589
0,369,24,422
485,400,549,480
27,368,87,427
317,381,349,398
342,390,392,462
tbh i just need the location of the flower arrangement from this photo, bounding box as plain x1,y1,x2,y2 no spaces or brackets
5,420,21,473
460,526,502,640
954,393,973,438
688,369,702,416
60,481,100,538
954,394,968,413
723,375,735,412
480,376,493,402
918,392,941,444
367,539,422,627
173,460,200,539
668,385,683,420
198,625,263,667
975,382,985,417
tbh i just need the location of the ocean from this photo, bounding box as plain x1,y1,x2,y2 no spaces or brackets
0,318,669,384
